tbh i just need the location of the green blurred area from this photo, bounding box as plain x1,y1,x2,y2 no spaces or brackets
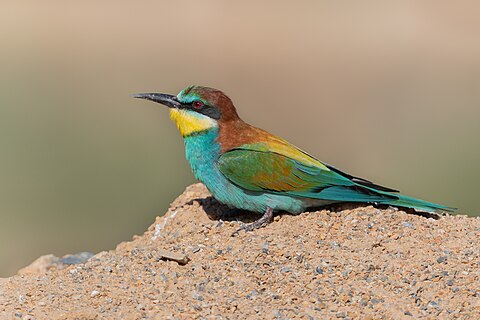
0,1,479,276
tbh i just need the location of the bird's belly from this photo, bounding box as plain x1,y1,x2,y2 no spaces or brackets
196,167,315,214
184,131,331,214
189,154,328,214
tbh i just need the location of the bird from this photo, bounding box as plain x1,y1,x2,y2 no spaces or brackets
133,86,455,233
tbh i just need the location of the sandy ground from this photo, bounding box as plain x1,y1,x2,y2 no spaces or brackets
1,183,479,319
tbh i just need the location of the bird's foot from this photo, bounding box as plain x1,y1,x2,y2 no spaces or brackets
231,207,274,236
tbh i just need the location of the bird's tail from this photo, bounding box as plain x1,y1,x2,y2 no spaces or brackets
301,183,456,214
379,192,456,214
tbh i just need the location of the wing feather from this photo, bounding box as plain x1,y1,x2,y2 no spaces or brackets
217,144,351,194
217,142,397,202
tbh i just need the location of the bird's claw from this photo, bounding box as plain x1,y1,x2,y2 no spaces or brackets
230,207,274,236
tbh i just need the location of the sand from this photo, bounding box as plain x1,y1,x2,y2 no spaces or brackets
1,183,479,319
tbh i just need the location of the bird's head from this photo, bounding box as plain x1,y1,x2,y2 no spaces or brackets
134,86,239,137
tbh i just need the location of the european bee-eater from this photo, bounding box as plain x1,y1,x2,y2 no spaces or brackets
134,86,454,232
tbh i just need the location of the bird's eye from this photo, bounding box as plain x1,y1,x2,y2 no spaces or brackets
192,101,204,109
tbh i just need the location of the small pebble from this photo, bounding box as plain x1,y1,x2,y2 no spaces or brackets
330,242,340,249
191,246,201,253
402,221,414,229
192,292,204,301
246,290,258,300
90,290,100,298
261,242,269,254
428,301,438,308
61,252,94,265
280,266,291,273
437,256,447,263
370,298,381,304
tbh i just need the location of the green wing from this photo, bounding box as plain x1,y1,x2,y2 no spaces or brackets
217,143,397,202
217,141,455,212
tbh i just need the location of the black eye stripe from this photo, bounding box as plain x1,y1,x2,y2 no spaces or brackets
180,101,221,120
193,104,221,120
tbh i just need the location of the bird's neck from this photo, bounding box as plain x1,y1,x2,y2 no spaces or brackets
183,128,221,180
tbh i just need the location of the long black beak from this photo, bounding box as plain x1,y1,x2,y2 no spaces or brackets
132,93,181,108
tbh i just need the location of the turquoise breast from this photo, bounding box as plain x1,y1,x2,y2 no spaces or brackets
182,128,324,214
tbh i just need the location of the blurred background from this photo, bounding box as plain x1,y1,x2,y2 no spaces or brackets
0,0,479,276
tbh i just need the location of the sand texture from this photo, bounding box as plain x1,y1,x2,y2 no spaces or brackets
1,183,479,319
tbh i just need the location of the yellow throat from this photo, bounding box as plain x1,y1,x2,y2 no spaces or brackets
169,109,218,137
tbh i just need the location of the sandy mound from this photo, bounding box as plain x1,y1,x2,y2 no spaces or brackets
1,184,479,319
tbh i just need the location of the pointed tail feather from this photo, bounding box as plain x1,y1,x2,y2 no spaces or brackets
299,183,456,214
382,193,456,213
319,184,456,213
